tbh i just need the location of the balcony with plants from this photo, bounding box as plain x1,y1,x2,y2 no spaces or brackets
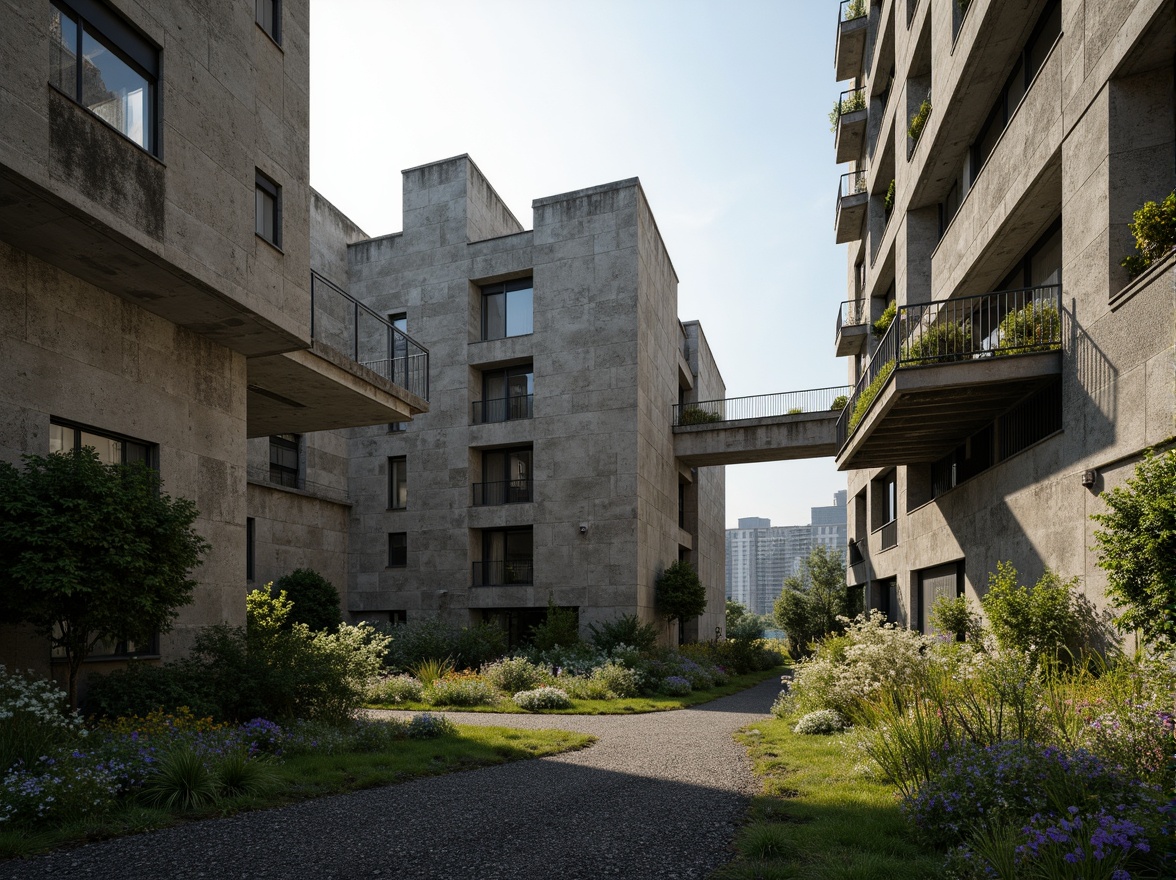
835,298,869,356
835,284,1063,469
835,0,869,81
832,87,868,164
835,169,869,244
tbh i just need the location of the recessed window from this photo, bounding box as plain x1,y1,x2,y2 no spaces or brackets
481,278,533,340
388,456,407,509
476,364,533,423
246,517,256,582
255,170,282,248
476,527,533,586
255,0,280,44
474,447,532,506
50,0,158,154
388,532,407,568
268,434,300,488
50,419,155,467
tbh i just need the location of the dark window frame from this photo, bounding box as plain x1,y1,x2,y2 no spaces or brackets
246,517,256,582
480,277,534,341
268,433,300,488
477,363,534,423
255,0,281,45
388,532,407,568
50,0,159,156
388,455,407,510
255,169,282,249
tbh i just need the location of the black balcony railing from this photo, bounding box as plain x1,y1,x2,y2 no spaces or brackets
837,299,868,332
472,560,534,587
310,271,429,400
848,539,864,565
673,385,852,426
880,520,898,550
836,87,867,121
840,0,867,22
472,394,533,424
472,479,533,506
839,169,868,201
836,284,1063,447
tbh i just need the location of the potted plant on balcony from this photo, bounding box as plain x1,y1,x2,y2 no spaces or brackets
679,406,722,425
994,301,1061,355
908,99,932,144
828,89,867,133
901,320,970,364
871,300,897,338
1120,191,1176,280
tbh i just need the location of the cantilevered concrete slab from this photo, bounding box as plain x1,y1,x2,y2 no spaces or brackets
835,350,1063,471
246,341,427,437
674,412,841,467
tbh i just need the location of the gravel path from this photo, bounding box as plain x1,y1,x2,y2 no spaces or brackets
1,678,782,880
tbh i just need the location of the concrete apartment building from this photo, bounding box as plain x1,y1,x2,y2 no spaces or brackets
0,0,426,679
831,0,1174,632
262,155,728,644
726,492,847,616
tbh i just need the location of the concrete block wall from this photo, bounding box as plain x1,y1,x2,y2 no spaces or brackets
838,0,1175,630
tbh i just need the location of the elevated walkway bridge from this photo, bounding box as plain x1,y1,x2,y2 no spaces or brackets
672,386,850,467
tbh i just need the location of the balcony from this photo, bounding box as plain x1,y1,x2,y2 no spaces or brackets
835,285,1063,470
835,170,868,244
834,87,868,164
472,479,534,506
472,560,534,587
835,299,869,356
246,272,429,437
834,0,869,81
472,394,534,424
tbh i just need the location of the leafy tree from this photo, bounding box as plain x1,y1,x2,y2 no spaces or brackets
529,594,581,651
726,599,750,631
0,449,209,706
1092,450,1176,647
981,562,1092,666
656,561,708,627
773,545,848,657
271,568,343,632
1121,191,1176,279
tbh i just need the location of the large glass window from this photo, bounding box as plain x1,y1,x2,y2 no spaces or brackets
475,447,532,505
481,278,533,340
50,419,153,467
477,364,533,423
50,0,157,154
255,170,281,247
476,527,533,586
388,456,407,509
255,0,280,44
268,434,300,488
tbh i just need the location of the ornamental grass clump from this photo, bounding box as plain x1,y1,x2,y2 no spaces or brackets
426,673,498,707
513,686,572,711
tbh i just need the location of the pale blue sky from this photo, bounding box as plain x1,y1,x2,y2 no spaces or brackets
310,0,849,528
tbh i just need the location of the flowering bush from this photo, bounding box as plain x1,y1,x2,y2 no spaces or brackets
369,673,425,705
513,687,572,711
0,666,87,772
661,676,692,696
426,674,498,707
480,657,549,694
0,753,119,826
793,709,848,735
557,674,613,701
99,707,225,738
405,712,457,739
590,662,643,698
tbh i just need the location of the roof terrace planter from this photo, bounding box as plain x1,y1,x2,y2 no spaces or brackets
834,87,868,163
836,169,869,244
836,298,869,356
835,285,1063,470
835,0,869,81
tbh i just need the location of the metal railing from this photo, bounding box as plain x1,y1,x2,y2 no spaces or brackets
673,385,852,426
472,560,534,587
880,520,898,550
848,539,864,565
836,284,1063,447
839,169,868,200
836,87,867,121
472,394,533,424
472,479,534,506
837,299,868,333
310,271,429,401
840,0,868,22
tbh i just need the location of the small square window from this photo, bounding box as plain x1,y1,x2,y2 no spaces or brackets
255,170,281,248
255,0,280,44
480,278,533,340
388,532,407,568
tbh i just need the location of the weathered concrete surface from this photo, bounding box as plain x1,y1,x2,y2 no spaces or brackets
674,411,841,466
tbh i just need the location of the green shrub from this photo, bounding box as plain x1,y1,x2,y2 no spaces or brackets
588,613,659,653
847,360,894,434
0,667,87,773
1120,191,1176,279
830,394,848,411
1092,449,1176,647
656,560,707,626
793,709,848,735
530,598,581,651
908,98,931,142
369,673,424,705
828,89,866,132
928,594,983,642
660,675,692,696
883,178,896,214
83,662,216,720
405,712,457,739
480,657,549,694
513,686,572,711
590,661,643,698
427,675,498,707
773,546,849,658
678,406,722,425
557,674,613,700
993,301,1061,355
383,618,507,671
215,749,278,798
901,320,969,363
270,568,342,632
981,562,1091,666
871,300,896,338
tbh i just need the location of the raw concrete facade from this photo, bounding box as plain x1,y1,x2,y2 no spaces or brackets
298,156,727,643
832,0,1175,637
0,0,426,684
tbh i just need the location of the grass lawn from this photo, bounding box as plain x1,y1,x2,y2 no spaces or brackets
0,724,593,861
714,718,943,880
367,666,785,715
